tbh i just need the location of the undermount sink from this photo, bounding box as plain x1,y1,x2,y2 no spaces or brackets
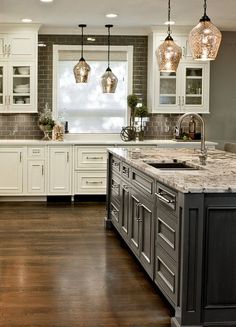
145,160,200,170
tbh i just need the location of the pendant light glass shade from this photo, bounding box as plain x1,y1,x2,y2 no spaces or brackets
189,0,222,61
101,24,118,93
156,0,182,72
73,24,91,83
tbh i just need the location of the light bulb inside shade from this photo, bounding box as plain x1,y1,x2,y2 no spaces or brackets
101,68,118,93
189,20,222,61
73,58,91,83
156,36,182,72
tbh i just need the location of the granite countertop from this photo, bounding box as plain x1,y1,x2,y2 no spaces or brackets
108,147,236,193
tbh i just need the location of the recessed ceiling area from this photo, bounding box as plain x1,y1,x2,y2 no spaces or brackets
1,0,236,33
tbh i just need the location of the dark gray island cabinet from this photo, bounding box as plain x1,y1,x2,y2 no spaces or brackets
106,148,236,327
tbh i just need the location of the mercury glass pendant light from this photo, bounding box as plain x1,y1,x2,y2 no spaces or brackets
156,0,182,72
101,24,118,93
189,0,222,61
73,24,91,83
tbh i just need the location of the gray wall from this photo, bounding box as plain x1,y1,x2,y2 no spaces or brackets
205,31,236,148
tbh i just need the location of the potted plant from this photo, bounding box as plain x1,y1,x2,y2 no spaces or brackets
38,103,55,140
127,94,138,127
135,105,148,141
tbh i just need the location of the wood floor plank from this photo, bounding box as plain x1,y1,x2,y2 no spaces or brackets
0,202,171,326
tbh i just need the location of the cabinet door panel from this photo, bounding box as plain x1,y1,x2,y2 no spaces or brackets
27,160,45,194
140,199,153,277
10,35,35,59
49,147,71,194
130,193,140,256
0,148,23,194
121,183,130,240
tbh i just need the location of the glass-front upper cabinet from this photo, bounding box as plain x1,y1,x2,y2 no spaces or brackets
182,62,209,113
153,62,209,113
11,65,31,107
0,63,36,113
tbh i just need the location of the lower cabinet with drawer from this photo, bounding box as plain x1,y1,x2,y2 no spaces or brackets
27,146,46,194
74,146,108,195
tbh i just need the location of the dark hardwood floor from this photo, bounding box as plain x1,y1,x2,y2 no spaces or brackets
0,202,172,327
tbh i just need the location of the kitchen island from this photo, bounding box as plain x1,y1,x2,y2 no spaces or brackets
106,147,236,327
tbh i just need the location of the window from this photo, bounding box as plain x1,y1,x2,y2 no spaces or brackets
53,45,133,134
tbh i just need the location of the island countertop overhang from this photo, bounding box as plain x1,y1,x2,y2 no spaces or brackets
107,147,236,193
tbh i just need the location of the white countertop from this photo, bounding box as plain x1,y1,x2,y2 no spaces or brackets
0,139,218,147
108,147,236,193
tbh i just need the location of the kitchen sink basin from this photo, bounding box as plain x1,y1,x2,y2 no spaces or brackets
145,161,199,170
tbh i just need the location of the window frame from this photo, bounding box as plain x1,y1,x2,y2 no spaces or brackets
52,44,133,134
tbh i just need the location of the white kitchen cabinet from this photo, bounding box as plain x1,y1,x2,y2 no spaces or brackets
0,147,23,194
27,160,45,194
0,62,36,113
148,32,210,114
0,25,39,113
48,146,72,195
0,33,35,61
27,146,46,194
74,146,107,195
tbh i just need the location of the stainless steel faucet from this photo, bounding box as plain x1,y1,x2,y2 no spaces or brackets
176,113,207,165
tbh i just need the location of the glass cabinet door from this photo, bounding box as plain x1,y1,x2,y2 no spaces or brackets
11,65,31,107
184,67,203,106
159,72,177,105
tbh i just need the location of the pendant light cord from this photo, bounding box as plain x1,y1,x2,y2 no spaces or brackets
167,0,171,35
203,0,207,16
81,25,84,58
108,26,110,69
105,24,113,70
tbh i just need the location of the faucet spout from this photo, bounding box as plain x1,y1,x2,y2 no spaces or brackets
176,113,207,165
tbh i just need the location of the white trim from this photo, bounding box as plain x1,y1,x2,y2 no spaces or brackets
52,44,133,126
40,26,150,35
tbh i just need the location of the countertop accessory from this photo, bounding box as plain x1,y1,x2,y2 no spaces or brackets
189,0,222,61
101,24,118,93
38,103,55,140
120,126,136,142
156,0,182,72
73,24,91,83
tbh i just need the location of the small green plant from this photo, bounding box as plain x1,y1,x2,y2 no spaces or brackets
135,105,149,131
127,94,139,126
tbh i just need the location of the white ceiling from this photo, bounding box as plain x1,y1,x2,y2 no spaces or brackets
1,0,236,34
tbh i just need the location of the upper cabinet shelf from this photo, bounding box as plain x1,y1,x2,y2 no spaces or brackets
0,24,39,113
147,31,210,114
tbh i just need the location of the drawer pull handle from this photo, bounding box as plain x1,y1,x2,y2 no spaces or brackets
42,165,44,175
112,183,119,188
86,181,103,184
86,156,104,160
111,209,118,216
112,162,120,167
33,150,40,154
155,192,175,205
123,185,130,191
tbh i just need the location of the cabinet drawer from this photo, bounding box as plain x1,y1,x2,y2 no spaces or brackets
156,209,178,261
132,168,154,197
111,156,121,174
121,162,130,180
156,182,178,216
155,246,178,305
27,146,45,159
75,146,107,169
74,171,106,194
110,201,120,230
110,173,121,204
